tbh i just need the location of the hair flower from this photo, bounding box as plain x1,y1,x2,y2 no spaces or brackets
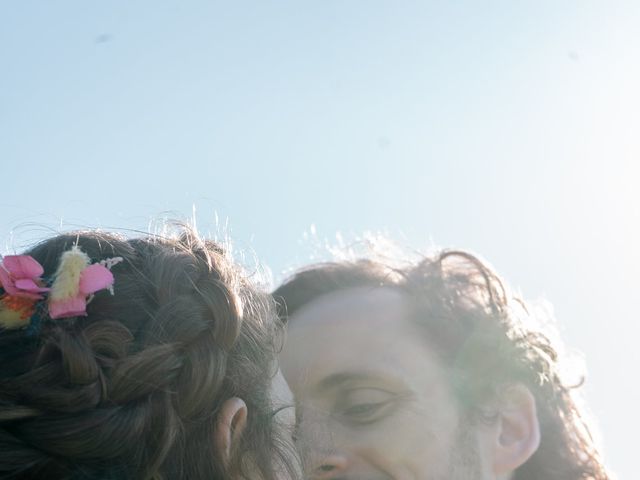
48,246,118,319
0,295,40,329
0,255,50,329
0,255,50,299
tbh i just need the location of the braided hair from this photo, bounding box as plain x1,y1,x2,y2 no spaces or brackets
0,229,298,480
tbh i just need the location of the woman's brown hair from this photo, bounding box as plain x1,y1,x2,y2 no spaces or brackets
274,249,612,480
0,228,298,479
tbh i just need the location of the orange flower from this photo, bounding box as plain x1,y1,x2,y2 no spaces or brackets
0,293,37,329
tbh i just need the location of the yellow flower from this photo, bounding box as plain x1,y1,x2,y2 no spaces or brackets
0,293,36,329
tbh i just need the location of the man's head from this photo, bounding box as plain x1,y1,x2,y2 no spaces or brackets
274,250,610,479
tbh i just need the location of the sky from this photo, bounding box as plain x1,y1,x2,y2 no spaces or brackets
1,1,638,477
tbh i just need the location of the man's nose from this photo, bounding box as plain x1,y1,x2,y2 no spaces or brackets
309,451,349,479
295,407,350,478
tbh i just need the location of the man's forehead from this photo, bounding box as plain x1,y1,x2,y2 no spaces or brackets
281,287,441,392
287,286,410,329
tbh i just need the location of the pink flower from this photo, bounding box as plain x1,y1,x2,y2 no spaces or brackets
0,255,50,300
48,263,115,319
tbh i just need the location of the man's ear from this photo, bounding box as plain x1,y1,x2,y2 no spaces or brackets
214,397,248,465
492,384,540,476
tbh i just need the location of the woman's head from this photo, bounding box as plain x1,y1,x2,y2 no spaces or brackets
0,228,298,479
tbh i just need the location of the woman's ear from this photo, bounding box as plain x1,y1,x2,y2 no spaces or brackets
492,384,541,476
214,397,248,465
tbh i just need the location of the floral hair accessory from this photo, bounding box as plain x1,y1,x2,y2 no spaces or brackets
0,246,123,329
48,246,122,319
0,255,50,329
0,255,50,299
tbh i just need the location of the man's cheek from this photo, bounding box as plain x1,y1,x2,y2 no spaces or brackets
371,407,455,475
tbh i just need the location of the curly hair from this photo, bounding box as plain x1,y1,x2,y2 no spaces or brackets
273,249,611,480
0,229,299,480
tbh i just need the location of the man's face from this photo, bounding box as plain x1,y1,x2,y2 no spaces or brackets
280,287,491,480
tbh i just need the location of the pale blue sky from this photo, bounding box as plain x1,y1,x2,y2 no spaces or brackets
1,1,638,476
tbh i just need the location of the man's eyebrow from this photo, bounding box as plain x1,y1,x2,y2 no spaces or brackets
314,371,394,393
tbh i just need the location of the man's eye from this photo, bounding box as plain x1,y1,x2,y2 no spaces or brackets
337,388,395,424
342,401,387,419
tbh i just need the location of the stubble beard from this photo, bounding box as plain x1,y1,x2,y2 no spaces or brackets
439,422,484,480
